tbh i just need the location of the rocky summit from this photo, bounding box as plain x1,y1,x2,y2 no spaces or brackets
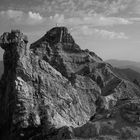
0,27,140,140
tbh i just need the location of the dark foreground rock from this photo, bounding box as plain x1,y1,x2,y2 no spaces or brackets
0,27,140,140
0,61,3,78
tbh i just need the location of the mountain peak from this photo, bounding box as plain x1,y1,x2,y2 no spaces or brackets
30,26,82,53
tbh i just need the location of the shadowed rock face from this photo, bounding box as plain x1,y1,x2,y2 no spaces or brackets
0,61,3,78
0,27,140,140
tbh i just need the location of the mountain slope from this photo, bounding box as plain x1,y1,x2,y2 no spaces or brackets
0,28,140,140
113,68,140,84
106,59,140,86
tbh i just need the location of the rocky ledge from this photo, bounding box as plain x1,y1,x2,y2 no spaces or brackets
0,27,140,140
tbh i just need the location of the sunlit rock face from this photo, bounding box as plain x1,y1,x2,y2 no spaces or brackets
0,27,140,140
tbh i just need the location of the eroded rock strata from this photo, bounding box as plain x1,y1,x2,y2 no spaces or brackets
0,27,140,140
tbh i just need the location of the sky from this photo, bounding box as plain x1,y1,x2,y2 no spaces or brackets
0,0,140,61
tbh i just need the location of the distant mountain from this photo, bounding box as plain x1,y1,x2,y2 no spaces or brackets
106,59,140,87
106,59,140,73
113,68,140,85
0,61,3,78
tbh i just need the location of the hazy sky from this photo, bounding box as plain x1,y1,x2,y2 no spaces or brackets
0,0,140,61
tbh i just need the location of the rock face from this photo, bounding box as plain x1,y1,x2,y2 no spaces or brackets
0,61,3,78
0,27,140,140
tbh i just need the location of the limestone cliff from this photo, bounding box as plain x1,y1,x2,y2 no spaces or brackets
0,27,140,140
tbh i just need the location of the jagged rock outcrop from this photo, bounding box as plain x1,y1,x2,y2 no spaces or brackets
0,27,140,140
